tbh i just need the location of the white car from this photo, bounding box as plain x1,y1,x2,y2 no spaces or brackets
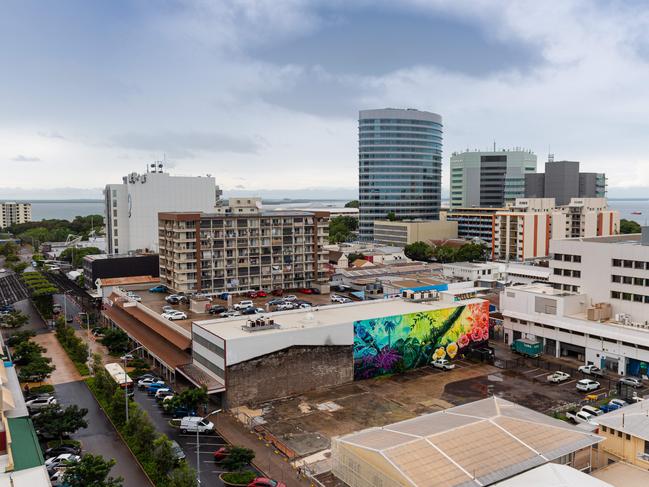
138,378,164,389
580,405,603,416
126,292,142,302
576,379,601,392
26,396,57,411
619,377,643,388
233,300,254,310
609,398,628,408
45,453,80,470
283,295,297,301
579,365,604,376
220,310,241,318
331,294,350,304
566,410,595,424
432,359,455,371
162,310,187,320
155,388,173,399
547,371,571,383
180,416,215,434
277,303,297,311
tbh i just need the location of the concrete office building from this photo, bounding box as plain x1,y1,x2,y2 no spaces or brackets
450,148,537,209
493,198,618,262
548,230,649,323
444,207,503,243
372,218,458,247
525,159,606,205
359,108,443,241
158,199,330,294
82,253,159,291
500,283,649,375
0,202,31,228
104,164,221,254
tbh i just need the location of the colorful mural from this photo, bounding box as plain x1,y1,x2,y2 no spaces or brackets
353,301,490,380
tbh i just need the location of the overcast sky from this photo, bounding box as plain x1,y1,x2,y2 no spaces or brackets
2,0,649,199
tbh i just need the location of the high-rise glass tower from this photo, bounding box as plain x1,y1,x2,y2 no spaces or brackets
358,108,443,241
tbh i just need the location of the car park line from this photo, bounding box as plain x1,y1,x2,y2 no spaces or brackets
522,368,541,375
531,371,549,379
558,379,577,387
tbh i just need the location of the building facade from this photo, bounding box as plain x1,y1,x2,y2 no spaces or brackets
449,149,537,209
493,198,618,262
82,253,159,290
158,203,329,294
525,160,606,205
444,207,503,243
372,219,457,247
358,108,443,241
0,202,31,228
104,165,221,254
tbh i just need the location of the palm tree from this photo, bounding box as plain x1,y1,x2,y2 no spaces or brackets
383,319,396,348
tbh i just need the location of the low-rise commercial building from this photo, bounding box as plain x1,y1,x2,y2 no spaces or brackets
445,207,503,243
493,198,618,262
333,396,602,487
595,401,649,470
500,283,649,375
372,219,458,247
83,253,159,291
159,201,329,294
0,202,31,228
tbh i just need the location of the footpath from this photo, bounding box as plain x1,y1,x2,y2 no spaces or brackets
216,413,313,487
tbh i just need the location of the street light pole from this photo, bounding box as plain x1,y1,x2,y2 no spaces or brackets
123,345,144,423
196,408,221,484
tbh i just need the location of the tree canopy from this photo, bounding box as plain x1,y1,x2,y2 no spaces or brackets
63,453,123,487
8,214,104,247
60,246,102,267
31,404,88,442
344,200,359,208
328,216,358,244
620,219,641,234
404,241,434,262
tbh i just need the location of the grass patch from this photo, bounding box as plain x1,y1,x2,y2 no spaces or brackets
46,439,82,449
29,384,55,394
221,471,256,485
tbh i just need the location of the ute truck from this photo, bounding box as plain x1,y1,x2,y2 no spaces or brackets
510,338,543,358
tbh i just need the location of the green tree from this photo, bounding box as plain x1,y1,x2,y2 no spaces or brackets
347,252,366,264
31,404,88,442
6,330,35,347
167,463,198,487
60,246,101,267
12,340,46,364
386,211,397,221
152,436,177,480
62,453,123,487
0,241,18,257
404,241,434,262
620,218,641,234
344,200,359,208
164,387,208,414
108,388,129,427
123,407,156,456
0,310,28,328
8,261,28,273
91,354,117,402
18,356,55,381
100,328,129,354
433,245,457,263
222,446,255,473
328,216,358,244
455,243,487,262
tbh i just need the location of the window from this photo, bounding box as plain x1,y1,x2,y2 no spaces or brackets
618,431,622,438
636,261,645,269
554,268,562,275
623,276,633,285
624,260,633,268
573,255,581,263
612,275,621,283
612,259,622,267
626,434,631,440
601,426,607,433
636,277,645,286
645,440,649,455
634,294,644,302
554,253,563,261
564,255,573,262
573,270,581,278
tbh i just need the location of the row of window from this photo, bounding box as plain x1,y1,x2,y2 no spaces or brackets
600,425,632,442
610,290,649,303
612,259,649,270
553,253,582,262
611,275,649,286
553,268,581,278
360,119,442,127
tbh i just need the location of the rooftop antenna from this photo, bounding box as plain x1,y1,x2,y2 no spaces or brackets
493,140,496,152
548,145,554,163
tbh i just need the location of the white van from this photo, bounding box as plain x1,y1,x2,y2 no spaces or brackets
180,416,214,434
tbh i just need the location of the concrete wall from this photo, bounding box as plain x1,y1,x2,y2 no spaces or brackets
225,345,353,407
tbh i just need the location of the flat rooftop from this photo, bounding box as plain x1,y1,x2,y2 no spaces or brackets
194,297,485,340
592,462,649,487
571,234,641,244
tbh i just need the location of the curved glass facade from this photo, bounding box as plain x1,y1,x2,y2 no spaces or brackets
358,108,442,240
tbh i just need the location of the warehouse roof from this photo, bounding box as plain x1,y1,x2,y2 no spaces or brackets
195,297,486,340
336,397,602,487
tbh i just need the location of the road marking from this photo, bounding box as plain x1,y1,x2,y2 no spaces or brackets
523,368,540,375
559,379,577,387
532,371,548,378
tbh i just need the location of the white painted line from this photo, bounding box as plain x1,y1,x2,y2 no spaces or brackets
523,368,540,375
532,371,548,379
559,379,576,387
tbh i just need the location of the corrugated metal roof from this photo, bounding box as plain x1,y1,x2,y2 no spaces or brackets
596,400,649,441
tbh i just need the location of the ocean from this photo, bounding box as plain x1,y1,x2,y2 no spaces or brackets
29,200,105,221
608,199,649,225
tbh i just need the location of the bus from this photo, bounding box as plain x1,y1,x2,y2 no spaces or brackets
104,362,134,395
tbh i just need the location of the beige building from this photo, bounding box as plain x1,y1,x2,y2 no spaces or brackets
445,207,503,243
158,201,330,294
595,401,649,469
493,197,618,261
0,202,31,228
373,219,458,247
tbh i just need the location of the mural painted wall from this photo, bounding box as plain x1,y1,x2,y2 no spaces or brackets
353,301,490,380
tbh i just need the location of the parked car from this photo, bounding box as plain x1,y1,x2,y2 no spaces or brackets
234,300,254,310
271,289,284,296
576,379,601,392
241,307,262,315
146,383,169,395
126,292,142,302
578,365,604,377
600,400,625,413
566,409,596,425
218,292,230,300
619,377,643,388
248,478,287,487
213,446,230,462
610,398,629,408
331,294,351,304
276,303,296,311
256,291,268,297
165,294,188,305
208,305,227,315
170,440,186,461
580,405,604,416
155,388,174,401
138,378,165,389
283,295,296,301
26,396,57,412
91,327,105,338
267,298,284,306
44,445,82,458
180,416,214,434
149,285,168,293
298,288,314,294
45,453,81,471
220,310,241,318
547,371,571,383
247,291,258,299
432,359,455,371
162,310,187,320
298,303,312,309
135,373,158,382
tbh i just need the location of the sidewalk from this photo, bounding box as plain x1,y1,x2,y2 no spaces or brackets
216,413,313,487
32,332,82,384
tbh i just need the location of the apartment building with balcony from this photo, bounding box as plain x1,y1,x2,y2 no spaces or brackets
444,207,503,243
492,198,618,262
0,202,31,228
158,200,330,294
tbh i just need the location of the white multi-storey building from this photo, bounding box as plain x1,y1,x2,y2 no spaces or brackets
0,202,31,228
104,165,221,254
493,197,619,261
500,283,649,376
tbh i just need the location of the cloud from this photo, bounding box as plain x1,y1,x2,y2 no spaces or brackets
11,155,41,162
37,131,66,140
110,131,264,159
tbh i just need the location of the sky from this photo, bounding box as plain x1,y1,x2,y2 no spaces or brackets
2,0,649,199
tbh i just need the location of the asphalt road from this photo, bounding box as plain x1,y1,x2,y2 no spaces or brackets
132,387,230,486
53,293,83,326
55,381,152,487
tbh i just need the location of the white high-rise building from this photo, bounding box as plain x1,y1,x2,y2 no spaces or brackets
104,164,221,254
0,202,32,228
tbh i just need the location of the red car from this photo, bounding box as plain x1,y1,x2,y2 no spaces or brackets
213,447,230,462
256,290,268,297
271,289,284,297
248,478,286,487
247,291,258,299
299,288,314,294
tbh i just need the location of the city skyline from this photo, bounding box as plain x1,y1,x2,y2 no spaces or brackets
3,1,649,198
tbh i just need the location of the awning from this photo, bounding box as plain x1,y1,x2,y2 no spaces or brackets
176,363,226,394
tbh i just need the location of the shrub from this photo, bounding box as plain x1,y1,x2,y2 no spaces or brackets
55,320,90,375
